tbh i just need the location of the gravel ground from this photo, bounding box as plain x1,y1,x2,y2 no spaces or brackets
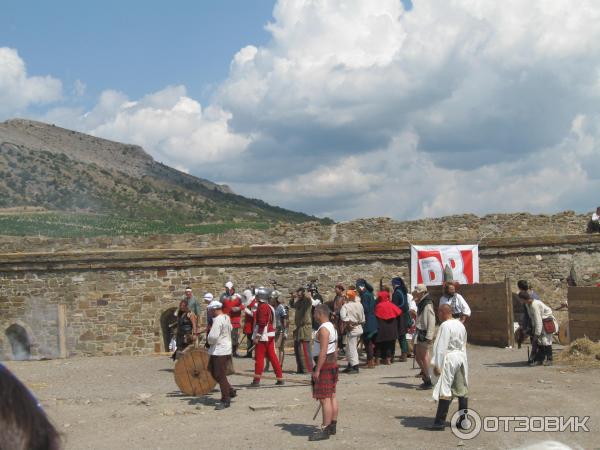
4,345,599,450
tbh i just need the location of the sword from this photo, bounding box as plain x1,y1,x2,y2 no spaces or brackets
310,370,322,421
313,403,322,420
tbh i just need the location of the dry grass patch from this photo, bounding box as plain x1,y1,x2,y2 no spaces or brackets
557,337,600,368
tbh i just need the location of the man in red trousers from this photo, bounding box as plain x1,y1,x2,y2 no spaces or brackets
250,287,285,387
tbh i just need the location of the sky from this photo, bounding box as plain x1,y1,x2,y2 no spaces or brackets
1,0,599,221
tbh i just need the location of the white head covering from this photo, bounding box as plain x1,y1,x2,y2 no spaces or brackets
225,281,234,289
203,292,214,303
242,289,253,305
208,300,223,310
412,284,428,295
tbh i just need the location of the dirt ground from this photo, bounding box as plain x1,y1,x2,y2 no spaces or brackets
4,345,599,450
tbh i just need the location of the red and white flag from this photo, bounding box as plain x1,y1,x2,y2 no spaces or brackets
410,245,479,290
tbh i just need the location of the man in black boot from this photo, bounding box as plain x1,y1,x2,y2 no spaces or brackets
518,291,557,368
544,345,553,366
428,304,469,430
342,363,359,374
429,399,451,430
308,304,339,442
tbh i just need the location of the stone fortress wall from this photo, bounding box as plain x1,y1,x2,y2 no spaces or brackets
1,211,599,358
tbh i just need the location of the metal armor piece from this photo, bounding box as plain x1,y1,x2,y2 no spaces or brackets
255,286,272,301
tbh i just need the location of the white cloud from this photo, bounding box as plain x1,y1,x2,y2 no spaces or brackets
0,47,62,118
73,79,86,97
238,115,600,221
215,0,600,218
3,1,600,221
44,85,252,170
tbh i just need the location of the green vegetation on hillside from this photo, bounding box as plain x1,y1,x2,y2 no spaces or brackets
0,136,332,238
0,211,269,238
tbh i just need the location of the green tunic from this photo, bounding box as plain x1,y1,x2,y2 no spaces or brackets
291,296,313,341
187,296,201,317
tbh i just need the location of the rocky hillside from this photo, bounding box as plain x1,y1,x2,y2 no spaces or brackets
0,119,330,231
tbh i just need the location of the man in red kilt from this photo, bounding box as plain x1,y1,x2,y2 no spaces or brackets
250,287,285,387
309,304,339,441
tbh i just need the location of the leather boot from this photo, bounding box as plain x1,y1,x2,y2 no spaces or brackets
427,399,451,430
457,397,469,430
326,420,337,435
545,346,553,365
308,427,330,441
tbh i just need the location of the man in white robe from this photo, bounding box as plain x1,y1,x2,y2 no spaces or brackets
518,291,558,366
428,304,469,430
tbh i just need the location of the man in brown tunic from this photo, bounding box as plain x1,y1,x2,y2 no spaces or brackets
290,287,314,374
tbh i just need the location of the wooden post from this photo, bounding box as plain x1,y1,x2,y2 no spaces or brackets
57,304,67,358
505,276,515,347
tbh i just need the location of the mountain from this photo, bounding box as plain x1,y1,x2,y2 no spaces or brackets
0,119,331,236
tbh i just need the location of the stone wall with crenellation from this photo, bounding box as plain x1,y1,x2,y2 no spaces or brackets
0,210,594,253
1,211,599,358
1,230,600,358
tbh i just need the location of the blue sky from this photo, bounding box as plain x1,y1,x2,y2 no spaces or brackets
1,1,599,221
1,0,275,104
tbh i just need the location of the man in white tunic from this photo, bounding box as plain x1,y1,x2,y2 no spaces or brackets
339,288,365,373
439,283,471,322
429,304,469,430
518,291,558,366
207,301,236,410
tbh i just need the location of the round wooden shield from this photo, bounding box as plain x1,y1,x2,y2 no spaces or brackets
174,347,217,396
558,319,570,345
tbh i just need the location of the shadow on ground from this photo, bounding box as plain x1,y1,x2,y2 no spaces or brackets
275,423,318,437
483,361,529,368
166,391,219,406
396,415,433,429
381,381,417,389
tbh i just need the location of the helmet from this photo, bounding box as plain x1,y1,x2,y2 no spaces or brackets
270,290,280,300
255,286,272,301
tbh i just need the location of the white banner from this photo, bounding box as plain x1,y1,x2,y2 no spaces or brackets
410,244,479,290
